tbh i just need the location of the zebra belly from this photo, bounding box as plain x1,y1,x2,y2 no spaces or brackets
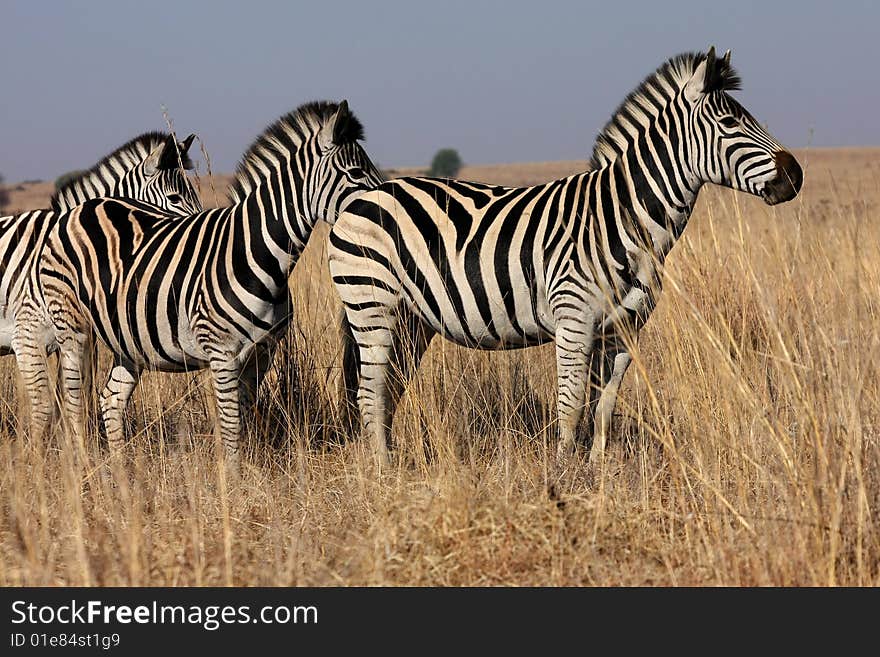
112,339,208,373
151,336,210,372
123,326,209,372
98,312,210,372
402,257,553,350
450,331,554,350
407,296,554,350
172,298,290,372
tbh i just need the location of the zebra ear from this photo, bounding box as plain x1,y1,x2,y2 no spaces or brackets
333,100,351,144
176,134,197,170
721,49,731,68
142,140,167,177
319,100,351,151
158,133,194,171
684,48,714,103
179,134,196,155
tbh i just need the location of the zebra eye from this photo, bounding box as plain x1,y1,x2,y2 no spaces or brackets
720,116,739,129
167,193,183,204
349,167,366,179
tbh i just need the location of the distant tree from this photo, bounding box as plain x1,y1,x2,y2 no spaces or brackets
429,148,462,178
0,174,9,211
54,169,88,191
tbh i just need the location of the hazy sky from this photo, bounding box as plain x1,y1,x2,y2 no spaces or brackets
2,1,878,182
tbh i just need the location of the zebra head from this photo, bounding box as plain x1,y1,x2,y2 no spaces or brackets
134,133,203,214
684,47,802,205
309,100,384,224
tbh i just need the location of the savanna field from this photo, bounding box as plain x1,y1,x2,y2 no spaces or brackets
1,148,878,586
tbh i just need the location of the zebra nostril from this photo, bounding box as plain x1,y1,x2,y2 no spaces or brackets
774,150,803,194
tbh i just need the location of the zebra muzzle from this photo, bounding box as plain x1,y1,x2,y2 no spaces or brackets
762,150,803,205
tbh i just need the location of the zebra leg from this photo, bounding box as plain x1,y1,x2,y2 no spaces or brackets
100,361,141,454
208,356,243,471
40,248,92,449
12,329,52,440
590,346,632,466
585,334,623,436
346,302,400,467
338,308,361,434
355,310,435,465
336,306,427,440
553,319,595,463
386,310,434,428
239,339,280,416
55,329,92,449
240,292,293,421
337,308,433,446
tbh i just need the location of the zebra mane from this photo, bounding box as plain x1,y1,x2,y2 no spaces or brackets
50,131,190,212
589,50,742,169
228,101,365,203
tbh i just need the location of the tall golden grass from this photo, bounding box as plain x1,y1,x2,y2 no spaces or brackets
0,148,877,585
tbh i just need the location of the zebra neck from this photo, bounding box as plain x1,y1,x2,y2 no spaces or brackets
53,173,116,212
238,183,313,279
612,152,701,261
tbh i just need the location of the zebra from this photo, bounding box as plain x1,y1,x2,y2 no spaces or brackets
39,100,384,466
0,131,201,437
328,48,803,468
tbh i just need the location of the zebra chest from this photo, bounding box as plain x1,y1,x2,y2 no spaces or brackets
597,247,661,335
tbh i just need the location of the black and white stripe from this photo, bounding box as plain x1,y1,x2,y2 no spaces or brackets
0,131,201,436
39,101,383,465
328,48,803,466
48,132,200,214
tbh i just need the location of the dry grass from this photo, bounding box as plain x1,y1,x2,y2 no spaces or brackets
1,148,879,586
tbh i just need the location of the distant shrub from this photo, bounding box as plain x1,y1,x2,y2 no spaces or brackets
0,174,9,211
54,169,88,190
429,149,463,178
